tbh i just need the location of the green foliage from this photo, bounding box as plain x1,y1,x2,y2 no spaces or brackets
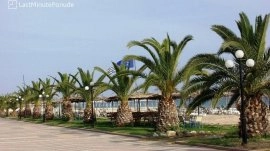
70,67,106,107
0,95,9,110
39,78,57,102
29,80,42,105
182,12,270,113
95,62,145,103
16,86,31,105
125,34,193,96
51,72,76,99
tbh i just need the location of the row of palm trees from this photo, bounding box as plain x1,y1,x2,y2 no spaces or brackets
0,12,269,138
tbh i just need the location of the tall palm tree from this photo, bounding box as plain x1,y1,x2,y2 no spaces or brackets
51,72,76,121
95,62,146,126
182,12,270,137
125,34,193,131
70,67,106,124
40,78,57,120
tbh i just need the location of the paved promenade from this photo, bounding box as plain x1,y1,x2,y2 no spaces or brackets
0,118,218,151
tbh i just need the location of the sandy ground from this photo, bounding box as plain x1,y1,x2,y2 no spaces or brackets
202,114,240,125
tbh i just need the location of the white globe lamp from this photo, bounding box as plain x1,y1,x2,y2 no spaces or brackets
235,50,244,59
85,86,89,91
225,60,234,68
246,59,255,67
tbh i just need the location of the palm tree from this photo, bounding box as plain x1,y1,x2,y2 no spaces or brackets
0,95,5,117
40,78,57,120
8,96,18,117
125,34,193,131
51,72,76,121
0,94,14,117
29,80,42,119
17,86,32,118
95,62,145,126
182,12,270,137
70,67,106,124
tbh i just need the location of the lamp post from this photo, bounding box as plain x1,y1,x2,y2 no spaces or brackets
39,91,49,123
16,96,24,120
225,50,255,145
85,81,95,127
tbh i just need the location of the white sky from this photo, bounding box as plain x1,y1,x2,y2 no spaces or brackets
0,0,269,94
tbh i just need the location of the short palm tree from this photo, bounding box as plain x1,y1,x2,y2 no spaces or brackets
95,62,145,126
8,96,18,117
0,94,15,117
0,95,6,117
40,78,57,120
52,72,76,121
182,12,270,137
17,86,32,118
29,80,42,119
70,67,106,124
125,34,193,131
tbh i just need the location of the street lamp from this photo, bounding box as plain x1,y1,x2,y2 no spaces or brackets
39,91,49,122
225,50,255,145
16,96,24,120
84,81,96,127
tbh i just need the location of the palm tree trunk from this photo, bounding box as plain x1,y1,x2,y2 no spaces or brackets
5,108,9,117
45,103,54,120
115,101,133,126
0,110,5,117
62,98,74,121
11,110,17,117
239,96,269,137
83,103,93,123
156,98,179,132
32,104,41,119
24,104,32,118
18,109,23,118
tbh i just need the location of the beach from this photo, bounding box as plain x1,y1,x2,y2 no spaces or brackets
202,114,239,125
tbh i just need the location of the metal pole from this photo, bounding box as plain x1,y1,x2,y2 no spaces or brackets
59,102,61,118
19,100,22,120
43,97,46,123
238,59,248,145
75,102,77,120
91,86,95,127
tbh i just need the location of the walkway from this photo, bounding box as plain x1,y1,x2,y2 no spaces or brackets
0,118,218,151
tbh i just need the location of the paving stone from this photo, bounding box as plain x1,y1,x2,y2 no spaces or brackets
0,118,218,151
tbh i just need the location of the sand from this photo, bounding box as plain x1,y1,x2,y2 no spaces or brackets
202,114,239,125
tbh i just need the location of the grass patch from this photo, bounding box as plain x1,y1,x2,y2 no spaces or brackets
175,124,240,147
184,136,240,147
92,118,154,136
183,124,237,135
177,124,270,150
20,117,154,137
